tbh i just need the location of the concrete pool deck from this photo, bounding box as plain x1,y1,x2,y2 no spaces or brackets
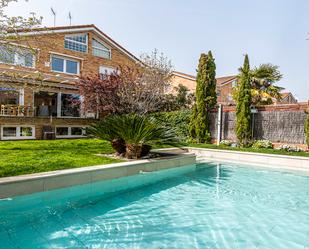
1,147,308,199
158,147,309,172
0,153,196,198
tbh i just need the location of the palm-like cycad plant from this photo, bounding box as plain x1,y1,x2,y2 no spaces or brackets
87,117,126,155
88,114,178,159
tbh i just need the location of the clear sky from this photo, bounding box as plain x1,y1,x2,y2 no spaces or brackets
5,0,309,101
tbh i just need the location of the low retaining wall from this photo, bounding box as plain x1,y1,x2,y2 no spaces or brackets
0,153,196,198
187,147,309,172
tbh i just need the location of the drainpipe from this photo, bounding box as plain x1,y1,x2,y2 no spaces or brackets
217,104,223,145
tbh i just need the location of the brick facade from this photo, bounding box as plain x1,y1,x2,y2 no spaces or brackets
0,25,139,140
170,71,237,105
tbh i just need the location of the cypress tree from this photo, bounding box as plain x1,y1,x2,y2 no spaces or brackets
189,51,217,143
236,54,252,147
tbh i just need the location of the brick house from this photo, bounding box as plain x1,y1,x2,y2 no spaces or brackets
170,71,237,105
170,71,299,106
0,24,139,140
274,92,298,104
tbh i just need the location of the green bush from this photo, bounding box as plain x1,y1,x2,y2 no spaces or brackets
252,140,273,149
151,110,191,142
88,114,178,158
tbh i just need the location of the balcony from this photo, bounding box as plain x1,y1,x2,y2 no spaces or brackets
0,105,36,117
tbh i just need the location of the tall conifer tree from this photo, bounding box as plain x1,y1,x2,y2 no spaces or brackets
189,51,217,143
305,101,309,148
236,54,252,147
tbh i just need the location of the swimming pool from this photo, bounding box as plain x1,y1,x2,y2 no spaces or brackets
0,162,309,249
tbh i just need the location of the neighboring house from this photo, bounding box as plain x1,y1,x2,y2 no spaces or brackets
170,71,237,105
0,24,139,140
274,92,298,104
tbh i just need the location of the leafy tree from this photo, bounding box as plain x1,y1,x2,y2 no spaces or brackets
0,0,42,52
79,50,174,115
173,84,194,108
236,54,252,147
233,63,283,105
189,51,217,143
305,101,309,147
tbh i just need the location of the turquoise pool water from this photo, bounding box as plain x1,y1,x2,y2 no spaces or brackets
0,162,309,249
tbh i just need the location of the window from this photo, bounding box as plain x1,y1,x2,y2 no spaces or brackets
56,127,69,136
99,66,116,79
34,91,58,117
1,126,35,140
232,80,237,88
71,127,83,136
56,126,86,138
51,56,80,75
61,93,81,117
92,39,111,59
20,127,33,137
0,44,35,68
0,88,20,105
64,34,88,53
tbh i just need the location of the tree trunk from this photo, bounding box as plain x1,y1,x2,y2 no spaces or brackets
111,138,126,155
125,144,142,159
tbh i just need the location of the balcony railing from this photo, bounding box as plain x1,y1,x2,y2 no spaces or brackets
0,105,36,117
0,105,96,119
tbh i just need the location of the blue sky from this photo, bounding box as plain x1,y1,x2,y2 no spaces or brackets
5,0,309,100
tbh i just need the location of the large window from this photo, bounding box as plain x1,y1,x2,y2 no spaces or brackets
1,126,35,140
92,39,111,59
56,126,86,138
0,87,21,105
64,34,88,53
61,93,81,117
51,56,80,75
34,91,58,117
0,44,35,68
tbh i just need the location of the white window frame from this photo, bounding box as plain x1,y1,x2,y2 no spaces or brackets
92,38,111,59
64,33,88,53
51,55,80,75
99,65,116,75
55,126,86,138
0,125,35,140
0,87,24,105
0,44,36,68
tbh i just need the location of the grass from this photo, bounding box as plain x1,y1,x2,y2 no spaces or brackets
0,139,122,178
186,143,309,157
0,139,307,178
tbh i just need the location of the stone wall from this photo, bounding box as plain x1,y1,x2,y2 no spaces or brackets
210,103,308,144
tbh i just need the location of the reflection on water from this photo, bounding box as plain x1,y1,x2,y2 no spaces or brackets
0,163,309,249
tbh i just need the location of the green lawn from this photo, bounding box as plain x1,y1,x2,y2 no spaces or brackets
186,143,309,157
0,139,307,178
0,139,122,178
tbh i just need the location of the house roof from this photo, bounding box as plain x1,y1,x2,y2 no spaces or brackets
172,71,237,86
281,92,292,98
12,24,140,63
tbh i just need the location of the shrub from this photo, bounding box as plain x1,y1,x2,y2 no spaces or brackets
151,110,191,142
88,114,179,159
252,140,273,149
277,144,304,152
219,140,233,146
